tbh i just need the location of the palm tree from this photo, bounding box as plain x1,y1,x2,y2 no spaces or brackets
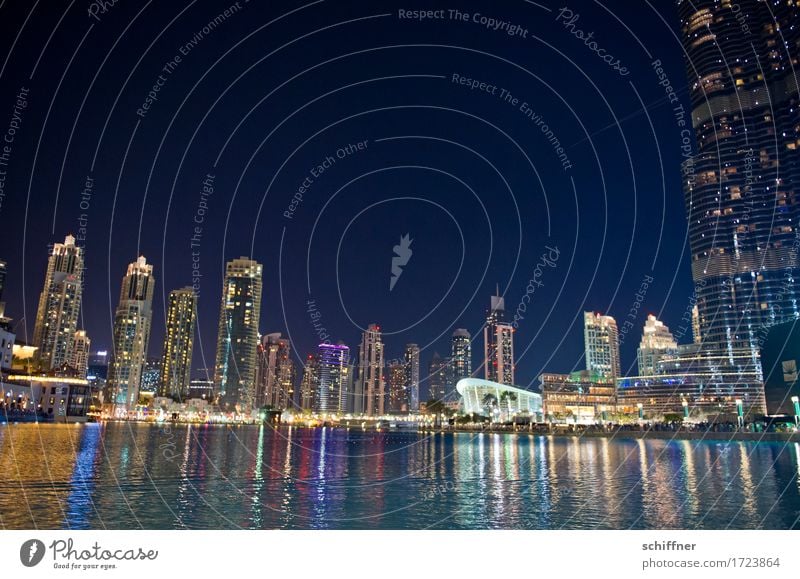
482,393,498,416
500,391,518,417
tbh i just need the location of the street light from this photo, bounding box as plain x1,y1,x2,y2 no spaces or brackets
791,396,799,426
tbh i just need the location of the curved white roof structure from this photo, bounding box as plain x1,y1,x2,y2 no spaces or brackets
456,378,542,417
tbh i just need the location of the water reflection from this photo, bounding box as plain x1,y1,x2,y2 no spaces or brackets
0,423,798,529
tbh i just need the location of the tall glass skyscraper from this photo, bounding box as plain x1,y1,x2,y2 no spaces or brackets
315,342,349,414
300,354,319,411
108,256,155,415
427,352,448,401
483,292,514,385
678,0,800,350
404,343,420,412
584,312,620,380
450,329,472,393
356,324,384,415
33,235,84,370
213,257,262,411
159,287,197,399
255,333,295,410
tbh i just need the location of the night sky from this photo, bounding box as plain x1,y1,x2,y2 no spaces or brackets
0,0,695,396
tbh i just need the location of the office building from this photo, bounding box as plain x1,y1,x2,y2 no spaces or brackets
107,256,155,415
428,352,448,401
678,0,800,350
159,287,196,400
255,333,295,410
356,324,384,415
450,329,472,394
314,342,349,414
584,312,621,380
388,360,406,413
32,235,84,371
300,354,319,411
404,343,420,412
213,257,262,411
539,371,617,423
484,292,514,385
637,314,678,375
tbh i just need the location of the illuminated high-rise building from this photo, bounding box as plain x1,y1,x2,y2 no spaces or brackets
300,354,319,411
484,292,514,385
213,257,262,410
388,360,406,413
33,235,84,370
637,314,678,375
108,256,155,414
255,333,295,410
450,329,472,394
356,324,384,415
404,343,420,412
427,352,448,401
584,312,620,380
70,330,90,378
678,0,800,350
314,342,349,414
158,287,197,399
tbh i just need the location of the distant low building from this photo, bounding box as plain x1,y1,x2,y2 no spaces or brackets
539,371,617,422
457,378,542,422
1,373,91,422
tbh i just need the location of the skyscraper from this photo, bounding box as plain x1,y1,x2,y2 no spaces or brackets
388,360,406,413
300,354,319,411
450,329,472,392
70,330,90,378
159,287,197,399
107,256,155,414
255,333,295,410
314,342,349,414
33,235,84,370
484,292,514,385
584,312,620,380
213,257,262,411
356,324,384,415
678,0,800,350
404,343,420,412
427,352,448,401
637,314,678,375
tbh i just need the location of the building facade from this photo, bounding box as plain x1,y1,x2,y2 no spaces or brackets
107,256,155,415
539,371,617,423
484,293,514,385
427,352,448,401
32,235,84,371
404,343,420,412
69,330,90,378
300,354,319,411
159,287,197,400
356,324,384,415
313,342,348,414
637,314,678,375
255,333,295,410
457,378,542,422
213,257,262,411
584,312,621,379
450,329,471,395
387,360,406,413
678,0,800,351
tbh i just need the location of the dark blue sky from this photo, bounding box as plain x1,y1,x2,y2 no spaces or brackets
0,0,695,396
